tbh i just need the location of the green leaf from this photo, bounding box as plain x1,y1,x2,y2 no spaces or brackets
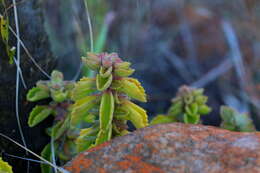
195,95,208,105
96,74,113,91
41,143,57,173
198,105,211,115
27,87,50,102
50,89,68,103
114,106,129,120
220,106,256,132
84,114,96,123
150,114,175,125
51,117,70,140
99,66,112,78
71,95,98,126
116,78,147,102
120,100,148,128
95,126,112,146
76,127,99,152
168,100,183,117
183,113,199,124
28,106,53,127
114,62,135,77
7,46,15,65
189,103,198,115
0,157,13,173
99,91,114,130
72,77,96,101
0,15,9,43
114,68,135,77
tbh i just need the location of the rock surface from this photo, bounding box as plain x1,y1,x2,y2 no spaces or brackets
64,123,260,173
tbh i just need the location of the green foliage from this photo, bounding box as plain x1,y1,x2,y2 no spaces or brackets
40,143,57,173
220,106,256,132
73,52,148,152
0,157,13,173
27,70,76,172
151,85,211,125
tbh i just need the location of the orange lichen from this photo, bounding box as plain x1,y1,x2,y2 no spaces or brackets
98,168,107,173
123,155,165,173
117,160,132,170
133,143,143,153
87,142,110,153
64,154,93,173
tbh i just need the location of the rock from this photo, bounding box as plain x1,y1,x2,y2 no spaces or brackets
64,123,260,173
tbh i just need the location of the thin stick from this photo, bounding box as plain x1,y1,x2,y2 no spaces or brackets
9,27,51,79
12,1,29,172
3,153,48,165
0,133,70,173
84,0,94,52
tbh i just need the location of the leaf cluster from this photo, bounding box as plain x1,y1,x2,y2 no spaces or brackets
151,85,211,125
72,52,148,152
26,71,76,172
220,106,256,132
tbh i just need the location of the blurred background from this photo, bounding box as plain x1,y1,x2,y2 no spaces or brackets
1,0,260,172
44,0,260,127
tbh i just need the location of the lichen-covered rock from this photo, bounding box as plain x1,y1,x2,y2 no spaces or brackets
64,123,260,173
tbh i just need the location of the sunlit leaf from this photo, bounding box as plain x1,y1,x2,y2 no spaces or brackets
50,89,68,103
27,87,50,102
71,95,98,126
198,105,211,115
96,74,113,91
0,15,9,43
28,106,53,127
99,91,114,130
116,78,146,102
114,62,135,77
167,100,183,117
99,66,112,78
51,117,70,140
0,157,13,173
76,127,99,152
72,77,96,101
184,113,199,124
120,100,148,128
95,126,112,146
150,114,175,125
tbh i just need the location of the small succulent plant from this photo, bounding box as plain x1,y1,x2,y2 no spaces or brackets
27,71,76,172
151,85,211,125
220,106,256,132
0,157,13,173
72,52,148,152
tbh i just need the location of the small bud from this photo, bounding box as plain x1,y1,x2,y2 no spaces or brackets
82,52,101,71
51,89,68,103
51,70,64,84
